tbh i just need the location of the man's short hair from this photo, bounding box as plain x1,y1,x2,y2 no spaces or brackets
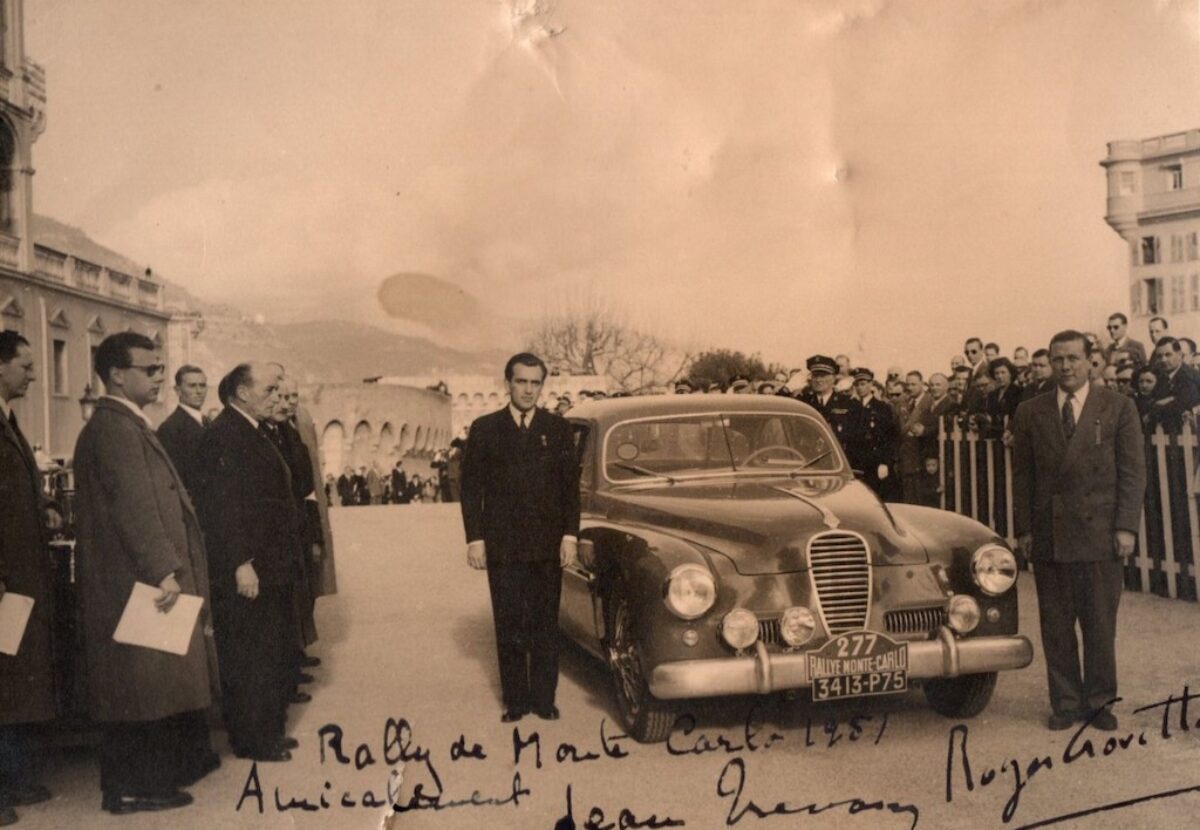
984,342,1000,352
1032,348,1050,360
953,365,972,377
504,352,548,381
0,330,30,363
906,370,923,382
1180,337,1197,354
1155,336,1182,353
1108,312,1128,325
1150,315,1169,329
1048,329,1093,357
95,331,157,384
964,337,983,349
174,363,204,387
219,363,254,406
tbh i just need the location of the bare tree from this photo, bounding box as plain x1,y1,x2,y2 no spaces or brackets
524,302,685,393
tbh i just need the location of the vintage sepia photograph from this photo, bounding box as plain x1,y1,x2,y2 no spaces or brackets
2,0,1200,827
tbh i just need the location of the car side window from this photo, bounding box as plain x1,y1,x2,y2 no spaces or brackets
571,421,593,491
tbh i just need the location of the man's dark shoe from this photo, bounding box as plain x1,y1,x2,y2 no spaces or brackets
1,783,49,807
297,672,315,684
102,791,193,814
234,746,292,763
1047,711,1080,731
501,707,527,723
1088,710,1119,732
0,806,16,827
287,691,312,704
300,655,322,668
279,736,300,750
535,705,560,721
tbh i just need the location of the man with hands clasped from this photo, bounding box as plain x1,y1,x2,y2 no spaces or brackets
461,353,581,724
1012,330,1145,733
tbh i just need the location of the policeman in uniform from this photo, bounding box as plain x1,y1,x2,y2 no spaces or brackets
797,355,855,448
844,367,900,498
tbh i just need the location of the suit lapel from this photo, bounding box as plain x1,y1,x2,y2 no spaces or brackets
1,408,39,483
1060,385,1103,475
1033,391,1067,465
99,399,199,517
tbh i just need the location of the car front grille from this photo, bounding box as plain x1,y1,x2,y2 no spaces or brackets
884,606,947,635
758,618,781,646
807,531,871,635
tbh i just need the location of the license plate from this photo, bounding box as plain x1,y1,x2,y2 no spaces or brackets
807,632,908,702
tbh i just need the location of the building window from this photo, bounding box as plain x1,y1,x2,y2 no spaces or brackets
1191,274,1200,312
52,338,67,394
1142,236,1160,265
1131,281,1142,315
1170,275,1185,313
1118,171,1136,196
1171,234,1185,262
0,121,13,232
1189,232,1200,261
1144,277,1164,314
89,344,100,391
1166,164,1184,191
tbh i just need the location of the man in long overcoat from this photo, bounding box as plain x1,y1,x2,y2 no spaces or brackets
0,332,59,823
1012,330,1146,732
73,332,219,814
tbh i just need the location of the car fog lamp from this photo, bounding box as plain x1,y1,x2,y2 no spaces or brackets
971,545,1018,596
779,607,816,646
947,595,981,634
663,565,717,620
682,629,700,647
721,608,759,650
986,608,1001,624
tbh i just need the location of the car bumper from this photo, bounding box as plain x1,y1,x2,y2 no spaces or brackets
647,627,1034,700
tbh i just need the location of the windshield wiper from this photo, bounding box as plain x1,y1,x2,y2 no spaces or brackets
788,450,834,476
611,462,676,484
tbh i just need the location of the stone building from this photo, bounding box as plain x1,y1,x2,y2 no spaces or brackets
302,382,451,479
1102,129,1200,332
0,0,198,458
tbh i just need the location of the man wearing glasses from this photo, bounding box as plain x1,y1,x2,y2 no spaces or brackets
1102,313,1147,368
963,337,989,409
73,332,219,813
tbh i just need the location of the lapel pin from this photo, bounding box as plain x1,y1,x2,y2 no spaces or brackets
541,434,548,447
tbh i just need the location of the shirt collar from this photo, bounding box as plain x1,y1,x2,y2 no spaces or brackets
179,403,205,425
103,394,155,428
229,403,259,429
1056,381,1090,413
0,397,10,419
509,403,535,427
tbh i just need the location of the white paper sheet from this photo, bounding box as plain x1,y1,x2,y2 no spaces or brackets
0,592,34,656
111,582,203,656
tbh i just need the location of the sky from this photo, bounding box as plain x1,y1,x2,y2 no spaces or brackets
23,0,1200,373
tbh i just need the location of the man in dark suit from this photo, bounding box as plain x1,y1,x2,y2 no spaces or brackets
156,364,209,497
336,466,355,506
963,337,990,409
1150,336,1200,430
390,460,408,504
73,332,219,814
1102,312,1147,368
198,362,299,762
1012,330,1146,733
897,370,935,504
1020,348,1055,402
797,354,855,447
460,353,580,723
844,368,899,498
0,332,60,824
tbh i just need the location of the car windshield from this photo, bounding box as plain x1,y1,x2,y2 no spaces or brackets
604,412,842,482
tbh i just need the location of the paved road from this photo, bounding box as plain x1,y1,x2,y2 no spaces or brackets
13,504,1200,829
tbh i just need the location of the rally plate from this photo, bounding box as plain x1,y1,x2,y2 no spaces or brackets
807,631,908,702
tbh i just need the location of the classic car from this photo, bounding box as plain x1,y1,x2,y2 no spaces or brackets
558,394,1033,742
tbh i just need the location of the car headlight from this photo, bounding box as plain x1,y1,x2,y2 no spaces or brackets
971,544,1018,596
779,607,816,647
947,594,980,634
662,564,717,620
721,608,759,650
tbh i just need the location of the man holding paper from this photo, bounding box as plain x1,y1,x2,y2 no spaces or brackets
73,332,220,814
0,331,60,824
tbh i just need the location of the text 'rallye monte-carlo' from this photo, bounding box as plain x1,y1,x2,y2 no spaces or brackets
557,394,1033,742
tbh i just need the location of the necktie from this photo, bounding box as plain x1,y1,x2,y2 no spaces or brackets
519,411,528,432
1061,393,1076,440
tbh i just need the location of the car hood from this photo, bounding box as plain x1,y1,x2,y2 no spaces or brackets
599,476,929,574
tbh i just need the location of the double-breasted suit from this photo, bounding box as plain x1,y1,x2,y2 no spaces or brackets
460,406,581,712
897,391,935,502
197,407,301,754
1012,383,1146,715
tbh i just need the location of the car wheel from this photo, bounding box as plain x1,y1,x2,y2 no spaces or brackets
605,590,676,743
923,672,998,718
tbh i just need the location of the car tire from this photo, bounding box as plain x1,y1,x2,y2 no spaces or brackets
604,589,676,743
923,672,998,718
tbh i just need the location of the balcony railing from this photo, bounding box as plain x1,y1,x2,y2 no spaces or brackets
28,243,164,310
1142,186,1200,217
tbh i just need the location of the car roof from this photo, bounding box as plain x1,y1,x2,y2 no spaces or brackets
566,392,821,427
